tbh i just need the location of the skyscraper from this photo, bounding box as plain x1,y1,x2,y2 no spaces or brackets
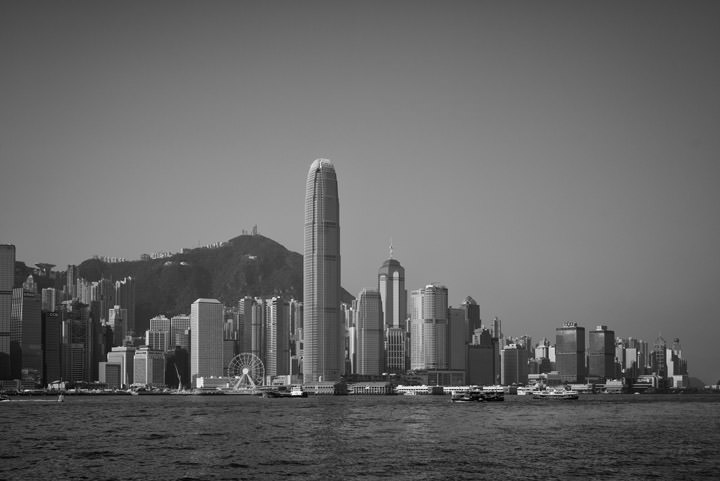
556,322,586,383
378,253,407,330
588,325,616,381
190,298,224,387
355,289,384,376
115,277,135,336
409,284,449,371
378,252,407,374
303,159,342,383
0,245,15,379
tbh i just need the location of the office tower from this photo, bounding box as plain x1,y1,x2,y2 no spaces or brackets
342,302,356,373
447,307,468,371
409,284,449,371
251,298,265,362
303,158,342,383
588,325,615,381
378,254,407,374
355,289,384,376
108,306,128,346
107,346,135,387
461,297,481,339
147,315,171,352
237,297,254,354
500,344,529,385
651,335,667,378
190,298,224,387
60,300,93,383
66,264,78,299
467,328,498,385
11,283,42,382
145,329,170,352
115,277,135,336
491,317,503,343
556,322,586,383
378,253,407,330
90,279,115,323
288,298,302,360
134,346,165,387
149,314,170,332
41,288,57,312
264,297,290,378
99,362,122,389
170,314,191,350
0,245,14,379
43,311,62,384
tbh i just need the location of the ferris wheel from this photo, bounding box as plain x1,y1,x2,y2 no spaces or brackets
227,353,265,390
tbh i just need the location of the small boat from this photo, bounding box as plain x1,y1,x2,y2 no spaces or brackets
0,394,11,402
57,393,64,403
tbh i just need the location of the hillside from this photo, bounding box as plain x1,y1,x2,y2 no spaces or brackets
71,234,352,332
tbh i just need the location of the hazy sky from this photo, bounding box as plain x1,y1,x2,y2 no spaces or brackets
2,1,719,383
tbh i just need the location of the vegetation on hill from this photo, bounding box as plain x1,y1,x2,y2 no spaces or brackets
72,234,352,332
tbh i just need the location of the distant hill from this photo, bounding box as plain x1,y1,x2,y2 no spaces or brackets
56,234,354,332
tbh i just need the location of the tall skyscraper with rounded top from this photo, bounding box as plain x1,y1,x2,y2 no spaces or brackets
304,159,342,383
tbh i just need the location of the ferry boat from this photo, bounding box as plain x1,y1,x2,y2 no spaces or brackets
532,387,579,400
290,386,308,397
450,391,483,403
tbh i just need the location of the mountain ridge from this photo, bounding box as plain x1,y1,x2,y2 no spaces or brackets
16,234,353,333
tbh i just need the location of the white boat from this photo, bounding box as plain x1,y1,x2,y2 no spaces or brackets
290,386,308,397
532,387,579,400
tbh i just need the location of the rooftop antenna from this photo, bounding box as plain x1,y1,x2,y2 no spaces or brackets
389,237,393,259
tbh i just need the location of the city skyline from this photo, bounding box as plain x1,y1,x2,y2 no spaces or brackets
1,2,719,384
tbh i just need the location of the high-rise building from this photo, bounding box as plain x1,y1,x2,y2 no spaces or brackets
447,307,468,371
107,346,136,387
43,311,62,384
303,158,342,383
145,330,170,352
0,244,15,379
41,288,57,312
66,264,78,299
556,322,586,383
134,346,165,387
251,298,265,363
588,325,615,381
108,305,128,347
59,300,94,383
264,297,290,378
170,314,191,350
377,254,407,374
378,254,406,330
190,298,224,387
238,297,254,354
500,344,529,385
115,277,135,336
11,283,42,382
467,328,497,385
355,289,384,376
89,279,115,324
409,285,449,371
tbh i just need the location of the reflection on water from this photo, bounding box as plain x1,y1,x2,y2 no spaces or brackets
1,394,719,480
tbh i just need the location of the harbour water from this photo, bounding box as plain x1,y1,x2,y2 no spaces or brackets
2,394,719,480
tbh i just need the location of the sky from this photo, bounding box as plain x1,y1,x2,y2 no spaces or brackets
1,1,719,384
